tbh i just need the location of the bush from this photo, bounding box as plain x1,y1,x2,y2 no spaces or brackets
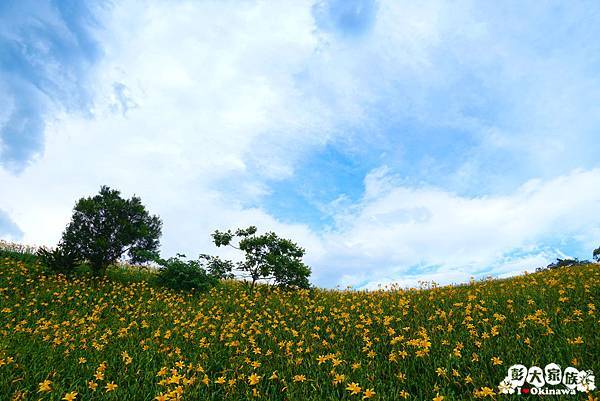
199,254,235,280
155,254,218,292
61,186,162,276
37,246,79,275
536,258,589,272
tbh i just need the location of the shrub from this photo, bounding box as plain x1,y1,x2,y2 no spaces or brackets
594,246,600,262
36,245,79,275
212,226,311,291
537,257,589,272
199,254,235,280
155,254,218,292
60,186,162,276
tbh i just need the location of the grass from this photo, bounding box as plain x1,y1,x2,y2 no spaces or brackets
0,252,598,400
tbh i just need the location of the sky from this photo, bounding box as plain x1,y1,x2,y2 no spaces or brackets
1,0,600,289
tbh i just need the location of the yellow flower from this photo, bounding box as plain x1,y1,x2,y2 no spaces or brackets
88,381,98,391
78,357,87,364
168,373,181,385
293,374,306,382
474,387,495,397
38,380,52,393
346,382,362,395
433,394,444,401
94,371,105,381
62,391,78,401
333,373,346,385
154,393,168,401
363,388,376,399
215,376,226,384
491,356,503,365
105,382,118,392
269,371,278,380
248,373,261,385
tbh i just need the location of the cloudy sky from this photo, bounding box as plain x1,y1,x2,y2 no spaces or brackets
1,0,600,288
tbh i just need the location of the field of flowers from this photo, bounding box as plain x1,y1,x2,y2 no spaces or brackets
0,250,598,400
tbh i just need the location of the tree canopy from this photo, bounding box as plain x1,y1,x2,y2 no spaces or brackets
212,226,311,290
61,186,162,275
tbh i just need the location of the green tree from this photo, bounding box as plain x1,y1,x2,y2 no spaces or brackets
211,226,311,291
61,186,162,276
594,246,600,262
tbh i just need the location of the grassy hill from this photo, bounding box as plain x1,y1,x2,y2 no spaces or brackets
0,250,598,400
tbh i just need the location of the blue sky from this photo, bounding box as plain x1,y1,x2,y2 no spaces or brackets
1,0,600,288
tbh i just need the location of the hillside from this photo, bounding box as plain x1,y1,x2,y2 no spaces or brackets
0,252,598,400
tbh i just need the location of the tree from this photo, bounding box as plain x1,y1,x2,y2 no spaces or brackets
211,226,311,291
594,246,600,262
61,186,162,275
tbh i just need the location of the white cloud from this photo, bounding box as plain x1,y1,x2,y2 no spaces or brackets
311,167,600,288
1,0,600,289
0,0,447,255
0,0,332,259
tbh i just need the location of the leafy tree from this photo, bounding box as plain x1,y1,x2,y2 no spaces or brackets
61,186,162,276
211,226,311,291
594,247,600,262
